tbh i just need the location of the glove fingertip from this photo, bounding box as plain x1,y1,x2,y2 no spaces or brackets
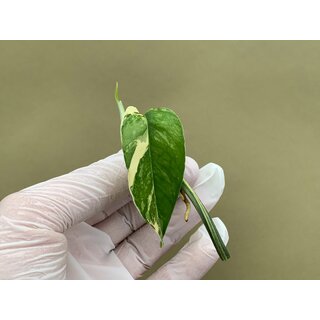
184,156,200,186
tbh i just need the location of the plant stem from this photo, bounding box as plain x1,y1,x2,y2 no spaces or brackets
181,179,230,261
115,82,125,120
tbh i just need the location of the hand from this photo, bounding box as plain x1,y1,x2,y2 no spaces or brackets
0,152,228,279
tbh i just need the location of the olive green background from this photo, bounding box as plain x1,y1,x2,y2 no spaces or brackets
0,41,319,279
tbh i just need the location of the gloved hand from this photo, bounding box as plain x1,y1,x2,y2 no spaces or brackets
0,152,228,280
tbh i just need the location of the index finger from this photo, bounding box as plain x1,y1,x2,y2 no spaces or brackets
1,152,131,233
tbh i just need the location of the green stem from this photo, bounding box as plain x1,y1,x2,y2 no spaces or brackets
181,179,230,261
115,82,125,120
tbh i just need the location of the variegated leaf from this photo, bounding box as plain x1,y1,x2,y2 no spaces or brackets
120,106,185,241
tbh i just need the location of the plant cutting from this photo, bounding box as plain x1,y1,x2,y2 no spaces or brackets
115,83,230,261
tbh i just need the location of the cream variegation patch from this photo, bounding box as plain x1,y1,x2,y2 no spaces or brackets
124,106,139,116
128,129,149,189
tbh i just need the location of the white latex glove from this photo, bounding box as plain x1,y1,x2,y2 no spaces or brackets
0,152,229,280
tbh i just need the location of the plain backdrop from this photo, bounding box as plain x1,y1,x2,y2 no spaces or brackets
0,41,319,279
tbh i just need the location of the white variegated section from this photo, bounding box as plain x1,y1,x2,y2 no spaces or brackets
151,217,160,236
125,106,139,116
128,129,149,189
146,185,154,214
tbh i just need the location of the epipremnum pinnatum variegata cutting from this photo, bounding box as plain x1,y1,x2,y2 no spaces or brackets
115,83,230,260
121,106,185,241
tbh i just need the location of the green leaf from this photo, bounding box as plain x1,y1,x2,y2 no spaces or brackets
120,106,185,241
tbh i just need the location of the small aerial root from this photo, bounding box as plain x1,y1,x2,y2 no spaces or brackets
180,189,191,222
